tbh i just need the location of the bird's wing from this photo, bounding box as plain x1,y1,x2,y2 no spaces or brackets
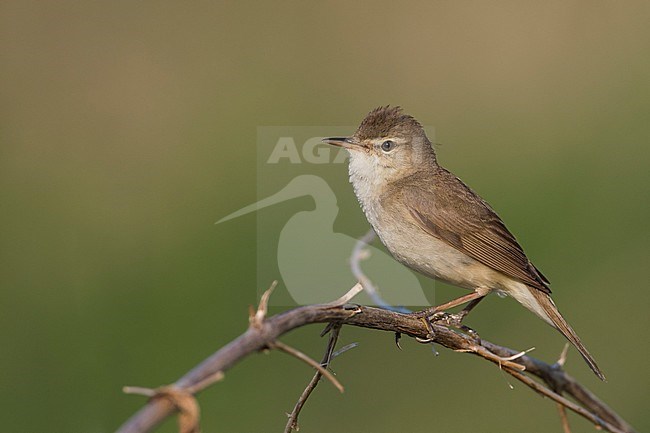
396,168,551,293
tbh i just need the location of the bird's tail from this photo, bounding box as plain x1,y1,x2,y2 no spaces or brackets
528,288,606,381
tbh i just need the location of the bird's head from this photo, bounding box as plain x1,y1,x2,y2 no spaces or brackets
323,106,437,185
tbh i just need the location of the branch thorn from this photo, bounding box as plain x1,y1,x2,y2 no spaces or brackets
123,385,201,433
250,280,277,329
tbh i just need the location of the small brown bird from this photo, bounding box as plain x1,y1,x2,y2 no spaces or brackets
323,106,604,380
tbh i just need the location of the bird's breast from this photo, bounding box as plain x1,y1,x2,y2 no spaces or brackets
361,199,507,292
348,157,385,229
347,157,506,291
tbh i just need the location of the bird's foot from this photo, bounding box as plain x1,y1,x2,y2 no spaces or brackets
410,308,481,344
431,311,481,343
430,311,465,327
415,316,437,343
408,307,438,343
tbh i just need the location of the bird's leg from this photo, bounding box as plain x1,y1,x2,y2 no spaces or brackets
433,296,486,342
411,291,485,318
411,292,486,343
444,295,485,324
415,317,438,343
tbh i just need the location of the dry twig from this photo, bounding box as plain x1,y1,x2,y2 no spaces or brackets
557,402,572,433
284,325,344,433
270,340,344,393
116,285,636,433
554,343,573,433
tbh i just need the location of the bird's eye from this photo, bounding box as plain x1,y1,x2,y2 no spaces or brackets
380,140,396,152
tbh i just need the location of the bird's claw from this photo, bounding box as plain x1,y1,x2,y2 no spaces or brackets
415,317,437,344
412,309,482,344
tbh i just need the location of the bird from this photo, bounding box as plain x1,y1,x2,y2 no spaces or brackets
322,106,605,380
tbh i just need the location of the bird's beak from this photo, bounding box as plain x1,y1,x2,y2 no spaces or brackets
322,136,362,150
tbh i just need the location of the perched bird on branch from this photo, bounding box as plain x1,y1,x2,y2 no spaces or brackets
323,106,605,380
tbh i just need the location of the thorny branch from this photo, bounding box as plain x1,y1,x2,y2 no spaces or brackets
116,280,636,433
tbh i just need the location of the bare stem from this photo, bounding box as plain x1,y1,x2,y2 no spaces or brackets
271,340,344,393
284,325,343,433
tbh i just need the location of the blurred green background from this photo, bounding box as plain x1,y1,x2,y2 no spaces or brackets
1,1,649,432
